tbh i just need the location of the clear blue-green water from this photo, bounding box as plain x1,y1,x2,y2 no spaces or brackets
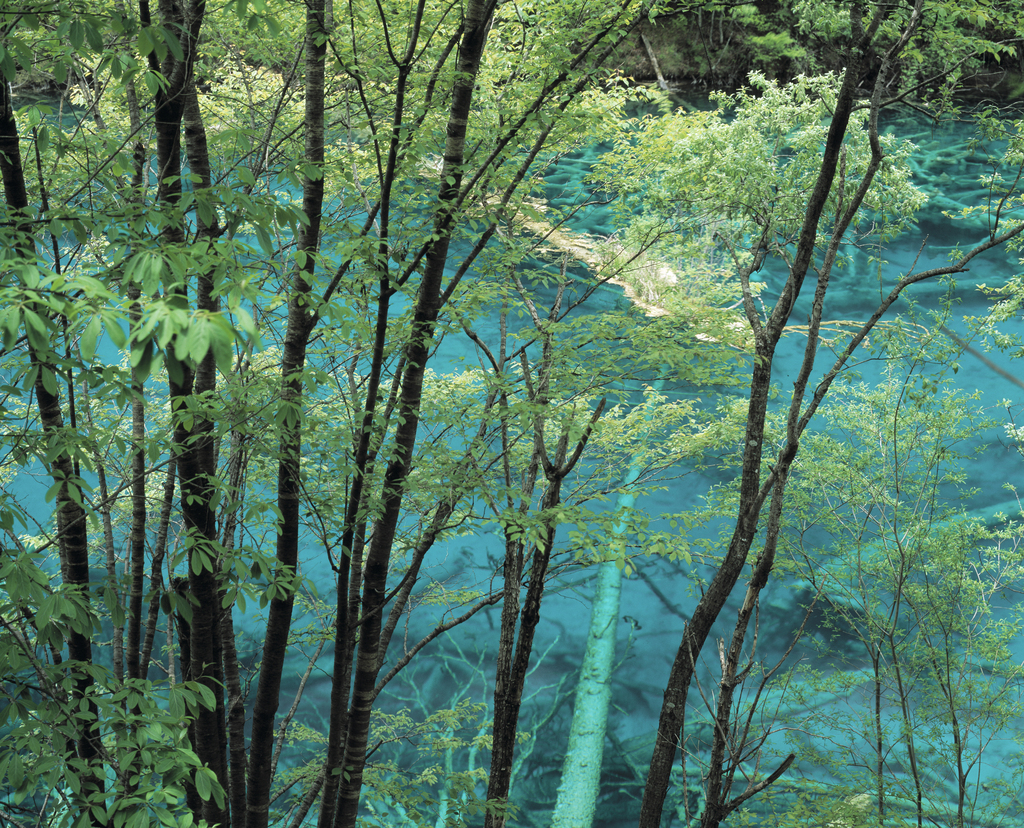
17,98,1024,826
361,105,1024,827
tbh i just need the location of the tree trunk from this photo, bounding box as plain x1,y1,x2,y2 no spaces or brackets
486,389,604,828
638,8,880,823
150,2,226,821
639,30,669,91
485,485,562,828
2,63,106,825
638,346,776,827
140,458,177,678
330,4,498,826
125,280,147,684
244,0,325,824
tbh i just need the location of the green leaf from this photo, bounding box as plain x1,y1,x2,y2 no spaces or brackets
0,310,20,350
253,224,273,255
7,753,23,789
143,70,167,95
80,316,102,362
40,366,59,397
194,682,216,711
0,44,16,83
184,320,211,364
69,19,85,50
155,807,180,827
35,124,49,155
105,316,127,349
168,689,185,720
160,26,185,61
195,767,212,801
195,195,216,228
85,20,104,51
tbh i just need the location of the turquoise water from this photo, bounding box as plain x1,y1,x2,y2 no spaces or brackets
12,97,1024,826
386,106,1024,827
242,103,1024,826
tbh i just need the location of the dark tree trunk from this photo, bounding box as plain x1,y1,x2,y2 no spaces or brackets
172,343,230,828
485,388,604,828
317,0,425,823
219,435,249,828
244,0,325,825
2,62,105,825
126,279,146,683
0,79,30,217
484,485,561,828
140,457,177,677
150,2,226,822
175,576,203,820
638,8,902,826
331,4,498,826
123,16,150,685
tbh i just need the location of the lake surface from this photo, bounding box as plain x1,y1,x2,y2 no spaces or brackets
17,95,1023,827
352,103,1024,827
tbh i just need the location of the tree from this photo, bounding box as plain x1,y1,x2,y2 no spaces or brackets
777,353,1024,828
590,3,1024,826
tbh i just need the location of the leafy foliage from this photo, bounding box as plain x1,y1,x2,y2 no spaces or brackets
776,350,1024,828
4,3,1024,828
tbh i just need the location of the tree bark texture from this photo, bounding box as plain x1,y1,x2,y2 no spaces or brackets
149,2,231,823
245,0,324,824
486,389,604,828
2,60,106,824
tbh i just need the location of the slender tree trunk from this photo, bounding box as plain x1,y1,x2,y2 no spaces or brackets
330,4,498,826
172,344,230,828
126,280,147,683
179,83,230,823
872,647,885,826
486,390,604,828
36,369,106,807
2,66,106,825
485,487,562,828
316,0,387,814
221,589,248,828
639,345,778,826
638,10,880,822
123,0,150,685
244,250,316,828
175,576,203,820
82,383,123,685
245,0,325,823
639,30,669,91
699,470,795,828
151,2,226,819
0,80,30,218
219,433,249,828
140,458,177,677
